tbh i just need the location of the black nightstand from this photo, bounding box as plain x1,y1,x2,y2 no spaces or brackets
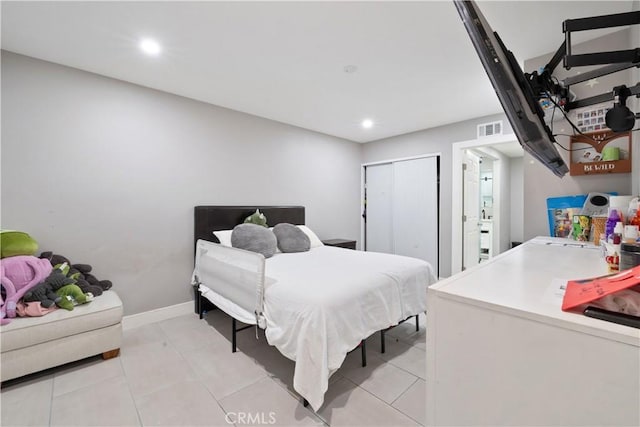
322,239,357,250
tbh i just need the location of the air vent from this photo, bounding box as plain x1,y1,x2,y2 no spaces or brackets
477,121,503,138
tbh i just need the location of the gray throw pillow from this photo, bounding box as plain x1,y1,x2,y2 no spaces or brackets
273,223,310,253
231,223,277,258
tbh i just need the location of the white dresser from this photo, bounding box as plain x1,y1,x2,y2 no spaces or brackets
426,237,640,426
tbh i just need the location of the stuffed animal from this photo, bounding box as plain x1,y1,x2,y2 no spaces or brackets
0,230,39,259
55,283,92,310
0,255,53,324
22,281,60,308
244,209,268,227
23,269,75,308
54,260,103,297
23,268,91,310
40,252,112,294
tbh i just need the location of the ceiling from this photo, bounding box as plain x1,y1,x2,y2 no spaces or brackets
1,1,636,143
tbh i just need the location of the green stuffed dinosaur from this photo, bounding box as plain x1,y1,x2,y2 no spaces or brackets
244,209,268,227
55,283,92,310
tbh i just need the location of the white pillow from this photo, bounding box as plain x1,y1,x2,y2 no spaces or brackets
298,225,324,248
213,229,233,247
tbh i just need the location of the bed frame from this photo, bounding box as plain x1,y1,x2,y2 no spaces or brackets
193,205,417,352
193,206,305,316
193,205,367,403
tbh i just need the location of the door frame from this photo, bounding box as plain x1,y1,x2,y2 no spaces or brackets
361,153,441,273
451,133,517,275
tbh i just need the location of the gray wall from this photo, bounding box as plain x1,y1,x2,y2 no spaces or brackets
1,51,363,315
361,112,512,278
523,29,634,239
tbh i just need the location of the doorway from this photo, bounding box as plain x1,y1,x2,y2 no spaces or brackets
451,134,523,274
462,150,481,270
362,154,440,276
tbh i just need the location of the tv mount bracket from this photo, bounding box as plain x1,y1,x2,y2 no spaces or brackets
527,10,639,113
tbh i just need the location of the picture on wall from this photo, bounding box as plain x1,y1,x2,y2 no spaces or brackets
574,103,612,133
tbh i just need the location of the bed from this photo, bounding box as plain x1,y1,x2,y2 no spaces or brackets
192,206,436,410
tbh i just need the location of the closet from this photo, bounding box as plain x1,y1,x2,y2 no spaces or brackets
363,155,440,276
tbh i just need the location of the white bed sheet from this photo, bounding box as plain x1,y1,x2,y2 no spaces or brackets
196,244,435,410
262,246,435,410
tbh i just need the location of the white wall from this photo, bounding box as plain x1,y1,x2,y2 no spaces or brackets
522,29,634,239
1,51,363,315
361,112,513,278
510,157,524,243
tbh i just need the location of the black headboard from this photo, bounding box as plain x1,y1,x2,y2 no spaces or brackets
194,205,305,249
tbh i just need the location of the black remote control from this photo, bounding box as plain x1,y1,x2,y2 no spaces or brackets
583,306,640,329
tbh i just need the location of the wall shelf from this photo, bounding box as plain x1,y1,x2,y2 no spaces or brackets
569,130,631,176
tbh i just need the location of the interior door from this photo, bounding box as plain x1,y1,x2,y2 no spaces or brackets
364,163,393,253
462,150,481,270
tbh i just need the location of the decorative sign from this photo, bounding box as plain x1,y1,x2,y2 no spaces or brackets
569,130,631,176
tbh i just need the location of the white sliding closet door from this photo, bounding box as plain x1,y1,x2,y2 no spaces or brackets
393,157,438,267
365,156,439,275
365,163,394,254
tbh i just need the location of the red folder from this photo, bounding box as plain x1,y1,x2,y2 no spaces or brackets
562,264,640,311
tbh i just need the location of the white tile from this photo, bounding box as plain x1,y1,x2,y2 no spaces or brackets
1,375,53,427
53,356,124,397
384,313,427,350
392,378,426,426
318,377,419,426
120,340,196,398
157,313,229,354
51,376,139,426
234,334,297,392
136,379,228,426
121,323,167,354
338,352,417,404
219,377,324,426
379,340,426,379
182,340,268,400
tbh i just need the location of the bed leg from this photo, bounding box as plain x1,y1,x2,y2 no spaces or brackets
303,398,309,407
361,340,367,367
380,330,386,353
415,314,419,331
198,291,204,320
232,318,237,353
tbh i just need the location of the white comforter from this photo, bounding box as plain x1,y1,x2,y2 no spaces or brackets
262,246,436,410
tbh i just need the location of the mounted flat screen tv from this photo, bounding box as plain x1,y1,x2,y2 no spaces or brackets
454,0,569,177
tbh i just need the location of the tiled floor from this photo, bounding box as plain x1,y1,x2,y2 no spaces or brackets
1,309,427,426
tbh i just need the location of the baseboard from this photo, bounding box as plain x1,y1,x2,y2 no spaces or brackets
122,301,193,331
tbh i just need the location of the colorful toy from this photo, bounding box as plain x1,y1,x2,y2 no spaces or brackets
243,209,268,227
23,268,92,310
0,255,53,324
55,284,92,310
40,252,112,295
0,230,39,259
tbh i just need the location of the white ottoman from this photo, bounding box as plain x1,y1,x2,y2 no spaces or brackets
1,290,123,382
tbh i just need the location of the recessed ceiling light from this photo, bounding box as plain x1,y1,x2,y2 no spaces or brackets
140,38,161,56
362,119,373,129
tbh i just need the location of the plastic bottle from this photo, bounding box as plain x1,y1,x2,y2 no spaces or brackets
629,201,640,227
613,222,624,244
605,208,621,241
